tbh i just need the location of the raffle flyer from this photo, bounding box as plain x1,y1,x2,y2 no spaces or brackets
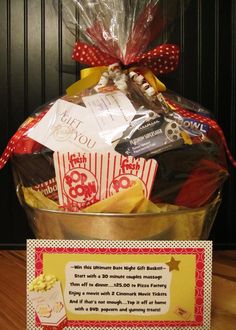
27,240,212,329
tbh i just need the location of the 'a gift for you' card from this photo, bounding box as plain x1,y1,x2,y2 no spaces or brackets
28,91,136,153
28,99,111,153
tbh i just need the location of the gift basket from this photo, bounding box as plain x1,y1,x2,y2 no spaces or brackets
0,0,235,240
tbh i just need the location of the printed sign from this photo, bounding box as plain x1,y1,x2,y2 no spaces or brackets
27,240,212,330
64,261,172,316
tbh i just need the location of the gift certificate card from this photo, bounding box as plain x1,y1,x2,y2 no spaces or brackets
82,91,136,143
27,240,212,329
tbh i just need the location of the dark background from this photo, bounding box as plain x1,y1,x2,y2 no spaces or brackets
0,0,235,248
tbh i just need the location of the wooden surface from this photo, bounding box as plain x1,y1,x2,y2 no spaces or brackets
211,251,236,329
0,250,235,329
0,251,26,330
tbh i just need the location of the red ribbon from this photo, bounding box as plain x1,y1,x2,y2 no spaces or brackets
0,111,47,170
72,41,180,75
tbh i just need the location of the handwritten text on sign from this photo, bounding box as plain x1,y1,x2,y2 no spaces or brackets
64,262,172,315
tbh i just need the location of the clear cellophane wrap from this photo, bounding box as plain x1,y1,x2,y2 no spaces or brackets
2,0,233,240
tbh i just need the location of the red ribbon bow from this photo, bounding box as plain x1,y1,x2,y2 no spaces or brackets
72,41,180,75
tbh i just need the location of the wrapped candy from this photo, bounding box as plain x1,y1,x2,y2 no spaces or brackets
0,0,235,240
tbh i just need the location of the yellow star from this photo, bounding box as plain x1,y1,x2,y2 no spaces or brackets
166,257,181,271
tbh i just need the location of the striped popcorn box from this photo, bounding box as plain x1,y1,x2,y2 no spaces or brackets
53,151,158,211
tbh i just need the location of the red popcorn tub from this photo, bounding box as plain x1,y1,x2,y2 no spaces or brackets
0,0,235,240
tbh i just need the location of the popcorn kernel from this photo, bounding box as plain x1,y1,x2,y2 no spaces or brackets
28,274,57,292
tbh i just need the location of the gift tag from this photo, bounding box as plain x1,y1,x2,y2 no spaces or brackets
28,99,114,153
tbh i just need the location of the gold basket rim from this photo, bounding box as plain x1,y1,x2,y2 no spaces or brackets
17,184,222,218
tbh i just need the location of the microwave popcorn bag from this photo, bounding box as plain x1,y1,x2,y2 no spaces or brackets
0,0,235,239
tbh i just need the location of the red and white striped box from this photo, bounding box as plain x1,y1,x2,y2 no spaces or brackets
53,151,158,211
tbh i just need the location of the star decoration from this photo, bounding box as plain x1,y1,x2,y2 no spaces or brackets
166,257,181,271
